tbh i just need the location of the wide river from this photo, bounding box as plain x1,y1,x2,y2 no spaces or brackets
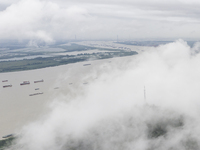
0,56,131,140
0,42,147,140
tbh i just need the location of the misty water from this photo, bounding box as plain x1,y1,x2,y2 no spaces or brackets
4,40,200,150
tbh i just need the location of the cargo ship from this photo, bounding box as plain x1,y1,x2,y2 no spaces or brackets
83,64,91,66
3,84,12,88
20,81,30,85
29,92,43,96
34,79,44,83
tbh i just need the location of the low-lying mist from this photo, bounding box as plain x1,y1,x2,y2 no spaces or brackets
7,39,200,150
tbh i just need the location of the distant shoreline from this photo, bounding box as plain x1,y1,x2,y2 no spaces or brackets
0,43,138,73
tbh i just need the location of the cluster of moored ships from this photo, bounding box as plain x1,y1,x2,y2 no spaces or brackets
2,63,91,89
2,79,44,96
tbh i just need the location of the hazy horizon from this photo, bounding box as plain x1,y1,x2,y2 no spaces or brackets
0,0,200,44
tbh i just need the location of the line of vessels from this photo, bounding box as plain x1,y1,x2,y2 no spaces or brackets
2,63,91,89
2,79,44,96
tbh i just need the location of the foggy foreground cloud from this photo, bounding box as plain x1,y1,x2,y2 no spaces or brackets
7,40,200,150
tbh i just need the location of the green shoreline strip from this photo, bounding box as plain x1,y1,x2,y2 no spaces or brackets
0,51,138,73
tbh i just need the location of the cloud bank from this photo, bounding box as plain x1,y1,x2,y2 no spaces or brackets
0,0,200,43
6,40,200,150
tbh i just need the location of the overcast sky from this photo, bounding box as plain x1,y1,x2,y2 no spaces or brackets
0,0,200,43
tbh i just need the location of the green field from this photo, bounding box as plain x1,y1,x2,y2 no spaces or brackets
0,44,138,73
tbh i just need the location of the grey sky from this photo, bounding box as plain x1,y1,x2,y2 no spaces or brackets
0,0,200,43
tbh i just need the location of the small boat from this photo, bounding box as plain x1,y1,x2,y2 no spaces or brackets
83,64,91,66
20,81,30,85
34,79,44,83
29,92,43,96
3,84,12,88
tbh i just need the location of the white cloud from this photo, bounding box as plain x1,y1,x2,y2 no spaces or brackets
0,0,200,43
0,0,90,43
